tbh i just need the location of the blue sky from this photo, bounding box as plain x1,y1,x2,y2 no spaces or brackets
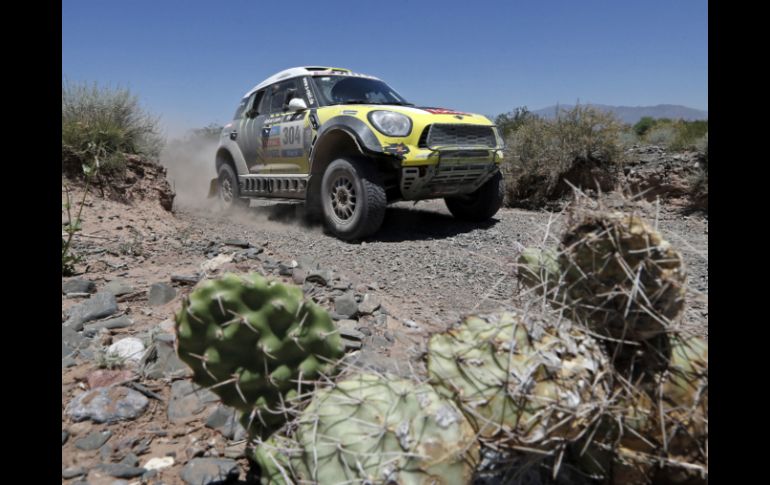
62,0,708,138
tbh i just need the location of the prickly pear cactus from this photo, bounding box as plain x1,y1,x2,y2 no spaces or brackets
175,273,344,437
256,373,480,485
559,210,687,342
427,311,610,452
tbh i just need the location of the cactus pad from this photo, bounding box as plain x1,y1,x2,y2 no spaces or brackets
175,273,344,437
427,311,610,452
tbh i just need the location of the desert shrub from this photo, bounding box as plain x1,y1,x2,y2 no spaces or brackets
502,104,625,208
668,119,708,151
618,131,640,148
495,106,536,137
62,80,164,176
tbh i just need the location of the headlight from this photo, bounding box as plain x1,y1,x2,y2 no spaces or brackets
367,111,412,137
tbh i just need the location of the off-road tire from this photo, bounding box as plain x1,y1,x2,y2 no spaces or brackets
218,164,250,210
445,170,504,222
320,157,386,241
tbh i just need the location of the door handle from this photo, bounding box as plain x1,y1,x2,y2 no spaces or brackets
229,130,238,140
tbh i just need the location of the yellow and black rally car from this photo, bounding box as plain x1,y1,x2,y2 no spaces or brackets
211,66,505,240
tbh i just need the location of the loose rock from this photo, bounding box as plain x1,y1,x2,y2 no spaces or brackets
358,294,381,315
62,466,86,479
205,405,247,441
64,292,119,331
180,458,240,485
148,283,177,306
106,337,146,364
75,430,113,451
168,381,219,424
104,280,134,297
143,456,174,471
83,315,133,337
63,278,96,295
96,463,147,478
67,386,149,423
334,292,359,318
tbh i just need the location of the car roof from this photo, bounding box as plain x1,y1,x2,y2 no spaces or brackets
244,66,380,97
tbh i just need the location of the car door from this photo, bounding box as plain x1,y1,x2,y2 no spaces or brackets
237,90,269,174
262,79,311,174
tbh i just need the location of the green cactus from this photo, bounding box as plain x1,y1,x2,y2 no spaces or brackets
175,273,345,438
427,311,610,453
517,247,561,294
255,373,480,485
559,210,687,343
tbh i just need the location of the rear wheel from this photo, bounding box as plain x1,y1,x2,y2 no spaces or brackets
445,170,504,221
320,157,386,241
218,164,250,210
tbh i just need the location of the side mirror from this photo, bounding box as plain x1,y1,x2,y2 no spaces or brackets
287,98,308,112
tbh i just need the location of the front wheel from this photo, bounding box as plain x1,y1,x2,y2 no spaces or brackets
445,170,504,222
320,157,386,241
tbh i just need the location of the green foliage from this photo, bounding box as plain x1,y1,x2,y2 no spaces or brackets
175,273,345,438
626,117,709,152
502,104,625,207
62,157,99,275
632,116,656,137
62,80,164,175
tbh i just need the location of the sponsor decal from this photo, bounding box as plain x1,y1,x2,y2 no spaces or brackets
420,107,470,116
269,125,281,135
281,148,304,158
266,138,281,147
302,77,316,106
383,142,410,157
342,110,358,115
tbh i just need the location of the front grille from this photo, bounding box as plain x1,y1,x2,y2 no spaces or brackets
423,124,497,148
430,164,490,186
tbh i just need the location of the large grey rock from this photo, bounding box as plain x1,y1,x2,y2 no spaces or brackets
67,386,149,423
104,280,134,296
83,315,133,337
334,292,358,318
180,458,240,485
64,292,118,331
63,278,96,295
168,381,219,424
148,283,177,306
205,405,247,441
142,335,191,379
75,430,112,450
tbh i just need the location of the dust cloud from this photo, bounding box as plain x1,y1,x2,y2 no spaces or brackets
159,128,321,232
159,131,220,210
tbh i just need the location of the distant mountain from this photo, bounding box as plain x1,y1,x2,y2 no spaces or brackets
532,104,708,124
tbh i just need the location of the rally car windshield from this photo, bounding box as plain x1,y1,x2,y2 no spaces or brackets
312,76,412,106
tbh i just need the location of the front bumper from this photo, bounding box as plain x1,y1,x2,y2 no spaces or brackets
399,148,502,199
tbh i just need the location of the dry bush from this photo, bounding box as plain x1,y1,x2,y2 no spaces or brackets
62,80,164,177
502,105,625,208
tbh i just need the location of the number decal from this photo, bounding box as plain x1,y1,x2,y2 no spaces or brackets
282,126,301,145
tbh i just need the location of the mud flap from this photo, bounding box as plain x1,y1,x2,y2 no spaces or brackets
207,178,219,198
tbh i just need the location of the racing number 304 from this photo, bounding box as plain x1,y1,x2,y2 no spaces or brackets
282,126,301,145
